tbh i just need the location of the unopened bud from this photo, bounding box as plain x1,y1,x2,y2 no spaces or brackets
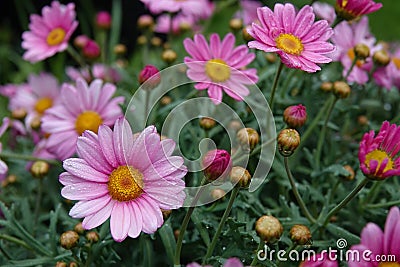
265,53,277,63
229,120,242,132
373,50,391,66
199,117,216,130
60,231,79,249
30,160,50,178
174,229,180,240
333,81,351,99
7,174,17,184
95,11,111,30
277,129,300,157
82,40,101,60
151,36,163,47
202,149,232,181
283,104,307,128
139,65,161,90
255,215,283,243
237,128,259,151
137,35,147,45
357,115,368,126
162,49,177,64
161,209,172,220
242,26,254,42
341,165,355,181
69,262,78,267
160,96,172,106
11,108,27,120
30,116,41,130
289,225,312,245
55,261,67,267
85,231,99,243
210,188,226,200
354,43,370,60
320,82,333,92
230,166,252,188
229,18,243,31
137,15,154,29
73,35,90,49
114,44,127,55
74,222,85,235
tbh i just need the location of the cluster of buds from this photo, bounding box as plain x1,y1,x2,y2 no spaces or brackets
73,35,101,60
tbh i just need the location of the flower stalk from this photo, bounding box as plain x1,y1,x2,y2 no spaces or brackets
269,60,284,110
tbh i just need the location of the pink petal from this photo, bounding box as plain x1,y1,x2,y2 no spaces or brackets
110,202,131,242
82,199,115,229
69,195,111,218
63,158,109,182
61,182,108,200
128,201,143,238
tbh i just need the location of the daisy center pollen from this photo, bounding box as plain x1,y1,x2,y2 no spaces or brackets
34,97,53,114
378,262,400,267
75,111,103,135
205,59,231,82
46,28,66,46
276,33,303,56
108,166,144,202
365,149,394,175
392,58,400,70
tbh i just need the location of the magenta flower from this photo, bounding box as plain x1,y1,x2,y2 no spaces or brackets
358,121,400,180
0,117,10,180
184,33,258,104
187,257,244,267
348,206,400,266
234,0,262,25
82,39,101,59
138,65,161,88
335,0,382,21
22,1,78,63
283,104,307,128
95,11,111,29
202,149,232,181
330,17,380,85
60,118,187,241
247,3,335,73
41,78,124,160
301,252,338,267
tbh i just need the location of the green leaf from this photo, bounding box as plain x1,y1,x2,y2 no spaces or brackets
192,209,211,246
326,224,361,245
49,204,62,256
158,221,176,265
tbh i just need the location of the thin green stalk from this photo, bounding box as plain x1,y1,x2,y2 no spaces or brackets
203,186,240,264
174,178,207,266
33,178,44,231
362,181,382,205
366,199,400,209
233,137,276,164
66,46,86,68
315,95,338,170
0,234,32,251
269,61,284,110
344,57,357,80
250,241,265,266
0,152,61,166
323,178,369,226
328,179,341,203
108,0,122,63
84,244,93,267
284,157,316,224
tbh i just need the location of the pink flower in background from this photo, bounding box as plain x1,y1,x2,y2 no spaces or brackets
348,206,400,266
248,3,335,73
41,78,124,160
0,84,19,98
0,118,10,180
95,11,111,29
66,64,121,83
234,0,262,25
373,47,400,90
22,1,78,63
26,138,57,170
312,1,336,25
184,33,258,104
358,121,400,180
187,257,244,267
335,0,382,21
141,0,212,19
9,73,60,131
301,252,338,267
330,17,380,84
60,118,187,242
155,14,195,34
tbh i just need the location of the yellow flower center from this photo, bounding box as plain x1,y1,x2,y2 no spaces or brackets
365,149,394,176
205,59,231,82
378,262,400,267
392,58,400,70
75,111,103,135
34,97,53,114
347,48,364,67
341,0,348,8
46,27,66,46
275,33,304,55
108,166,144,202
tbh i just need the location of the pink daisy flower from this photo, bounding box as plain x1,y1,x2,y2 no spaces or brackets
0,117,10,180
301,252,338,267
60,117,187,242
183,33,258,105
373,47,400,90
41,78,124,160
330,17,381,85
140,0,212,19
187,257,244,267
234,0,262,25
66,64,121,83
348,206,400,266
247,3,335,73
358,121,400,180
335,0,382,21
9,73,60,131
312,1,336,25
155,14,196,35
22,1,78,63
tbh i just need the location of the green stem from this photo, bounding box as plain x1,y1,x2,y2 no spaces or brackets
344,56,357,80
250,241,265,266
66,46,86,68
315,95,338,170
323,178,369,226
362,181,382,205
233,137,276,164
84,244,93,267
0,234,32,251
202,186,240,264
174,178,207,266
0,152,61,166
269,61,284,110
328,179,341,203
33,178,43,232
284,157,316,224
366,199,400,209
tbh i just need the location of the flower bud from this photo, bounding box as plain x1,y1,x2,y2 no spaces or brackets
74,222,85,235
137,14,154,29
373,50,390,66
139,65,161,91
277,129,300,157
320,82,333,92
230,166,251,188
137,35,147,45
333,81,351,99
60,231,79,249
341,165,355,181
179,22,192,32
95,11,111,30
82,40,101,60
174,229,180,240
229,120,242,132
242,26,254,42
229,18,243,31
210,188,226,201
265,53,277,63
6,174,17,184
151,36,163,47
30,116,41,130
289,224,312,245
69,262,78,267
255,215,283,243
11,108,27,120
357,115,368,126
73,35,90,49
161,209,172,220
354,43,370,60
85,231,99,243
202,149,232,181
160,96,172,106
283,104,307,128
237,128,259,151
113,44,127,55
55,262,67,267
199,117,216,130
162,49,177,64
30,160,50,178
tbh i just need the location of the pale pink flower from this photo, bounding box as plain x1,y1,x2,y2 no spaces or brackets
22,1,78,63
184,33,258,104
234,0,262,25
312,1,336,25
141,0,212,19
373,47,400,90
155,14,195,34
0,84,19,98
0,117,10,180
41,78,124,160
247,3,335,73
66,64,121,83
348,206,400,266
60,117,187,242
187,257,244,267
